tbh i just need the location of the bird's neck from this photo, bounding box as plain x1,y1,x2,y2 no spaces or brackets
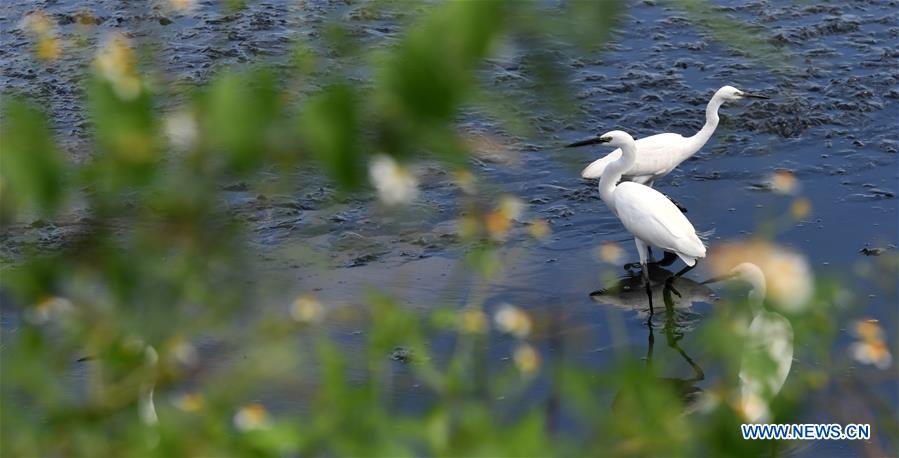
598,142,637,206
686,95,724,155
747,276,767,314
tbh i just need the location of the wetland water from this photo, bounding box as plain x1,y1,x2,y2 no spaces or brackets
2,0,897,454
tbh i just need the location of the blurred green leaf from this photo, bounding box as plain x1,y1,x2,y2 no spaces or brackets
299,83,363,190
0,99,66,220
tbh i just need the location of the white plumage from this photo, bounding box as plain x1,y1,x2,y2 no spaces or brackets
577,86,769,185
589,130,706,268
614,182,706,266
576,130,707,316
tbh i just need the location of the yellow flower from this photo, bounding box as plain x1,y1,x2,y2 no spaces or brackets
594,241,623,264
769,170,800,195
290,295,324,324
850,319,891,369
234,403,271,431
94,33,142,100
453,169,476,195
20,12,53,36
513,344,540,374
486,195,525,239
174,393,205,412
168,0,198,13
528,219,551,240
167,336,198,367
460,308,487,334
494,303,532,338
20,12,62,62
27,296,74,324
790,198,812,220
36,37,61,61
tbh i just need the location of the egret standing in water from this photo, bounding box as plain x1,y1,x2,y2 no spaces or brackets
571,86,769,186
580,130,706,318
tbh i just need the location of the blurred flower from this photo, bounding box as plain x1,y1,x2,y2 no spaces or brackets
850,319,891,369
494,303,531,338
94,33,142,100
290,294,324,324
167,336,198,367
594,241,623,264
738,391,769,423
19,12,53,35
36,37,62,61
19,12,62,61
457,214,480,239
528,219,551,240
173,393,205,412
369,154,418,205
459,308,487,334
234,403,271,431
710,240,814,312
790,197,811,220
453,169,476,195
768,170,800,195
498,195,525,220
513,344,540,374
168,0,198,13
164,110,198,151
486,195,525,239
26,296,74,324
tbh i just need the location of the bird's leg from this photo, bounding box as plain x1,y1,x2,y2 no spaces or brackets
657,250,678,267
647,246,656,263
634,239,654,323
665,262,697,286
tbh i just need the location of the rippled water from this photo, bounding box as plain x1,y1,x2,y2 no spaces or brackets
2,0,897,454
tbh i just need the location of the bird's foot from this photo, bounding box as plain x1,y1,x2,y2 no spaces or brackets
664,278,683,298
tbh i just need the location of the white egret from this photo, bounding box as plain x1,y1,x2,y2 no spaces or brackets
582,130,706,317
570,86,769,186
706,262,794,422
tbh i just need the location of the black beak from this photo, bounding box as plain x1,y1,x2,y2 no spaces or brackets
565,136,610,148
701,273,738,285
741,92,769,100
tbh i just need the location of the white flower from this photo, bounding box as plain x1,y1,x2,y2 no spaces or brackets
369,154,418,205
494,303,532,338
164,110,198,151
234,403,271,431
290,295,324,324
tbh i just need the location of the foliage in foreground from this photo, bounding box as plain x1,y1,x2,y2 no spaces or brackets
1,1,896,456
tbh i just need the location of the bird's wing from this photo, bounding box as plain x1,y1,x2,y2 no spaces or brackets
580,133,687,179
626,133,688,177
581,149,621,178
614,183,706,259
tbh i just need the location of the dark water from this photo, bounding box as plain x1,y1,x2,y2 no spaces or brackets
2,0,897,454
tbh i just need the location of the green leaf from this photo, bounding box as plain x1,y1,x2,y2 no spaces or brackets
0,99,66,221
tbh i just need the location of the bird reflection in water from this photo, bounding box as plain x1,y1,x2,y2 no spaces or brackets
591,264,710,332
705,262,794,423
595,266,707,414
